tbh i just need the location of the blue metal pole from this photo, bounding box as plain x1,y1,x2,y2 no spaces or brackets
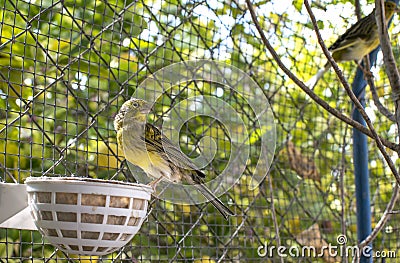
352,1,398,262
352,66,372,263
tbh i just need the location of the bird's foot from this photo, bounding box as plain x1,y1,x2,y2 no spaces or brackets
148,177,163,191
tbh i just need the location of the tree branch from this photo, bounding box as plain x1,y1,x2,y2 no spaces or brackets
352,0,400,256
363,57,395,121
355,0,362,20
245,0,400,176
303,0,400,186
375,0,400,98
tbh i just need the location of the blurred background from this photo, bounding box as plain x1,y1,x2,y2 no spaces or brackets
0,0,400,262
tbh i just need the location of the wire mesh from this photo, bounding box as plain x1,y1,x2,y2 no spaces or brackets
1,0,400,262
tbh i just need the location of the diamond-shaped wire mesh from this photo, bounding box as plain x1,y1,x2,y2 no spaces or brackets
1,0,400,262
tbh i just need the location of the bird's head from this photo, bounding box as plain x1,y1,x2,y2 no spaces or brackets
114,98,151,131
384,1,398,18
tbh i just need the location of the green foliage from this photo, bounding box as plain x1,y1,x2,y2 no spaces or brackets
1,0,399,262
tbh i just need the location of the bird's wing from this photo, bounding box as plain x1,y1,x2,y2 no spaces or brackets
329,36,366,52
328,14,372,52
143,123,205,176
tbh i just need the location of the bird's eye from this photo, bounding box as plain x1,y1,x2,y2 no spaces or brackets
132,102,139,108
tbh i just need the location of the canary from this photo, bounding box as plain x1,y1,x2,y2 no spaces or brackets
307,1,397,88
114,98,234,220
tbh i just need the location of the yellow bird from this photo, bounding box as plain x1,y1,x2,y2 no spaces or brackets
308,1,397,88
114,98,234,220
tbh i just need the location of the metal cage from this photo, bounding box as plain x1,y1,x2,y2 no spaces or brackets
1,0,400,262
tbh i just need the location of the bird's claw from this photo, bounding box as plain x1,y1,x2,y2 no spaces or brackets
148,177,163,192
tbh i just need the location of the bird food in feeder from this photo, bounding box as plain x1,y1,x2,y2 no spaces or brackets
25,177,152,256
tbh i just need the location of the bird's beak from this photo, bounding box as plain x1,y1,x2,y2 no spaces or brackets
140,102,152,114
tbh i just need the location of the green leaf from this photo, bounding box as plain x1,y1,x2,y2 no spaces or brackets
293,0,303,12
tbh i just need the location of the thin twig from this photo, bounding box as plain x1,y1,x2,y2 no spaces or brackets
369,80,395,121
304,0,400,190
245,0,400,181
355,0,362,20
363,57,396,121
359,184,399,247
244,0,400,152
375,0,400,98
352,0,400,256
309,1,400,256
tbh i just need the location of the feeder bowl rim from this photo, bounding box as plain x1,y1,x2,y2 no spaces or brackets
25,176,153,192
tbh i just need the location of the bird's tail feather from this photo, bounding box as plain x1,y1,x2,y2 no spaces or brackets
194,183,234,220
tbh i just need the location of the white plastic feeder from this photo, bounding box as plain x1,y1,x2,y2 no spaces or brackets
25,177,152,256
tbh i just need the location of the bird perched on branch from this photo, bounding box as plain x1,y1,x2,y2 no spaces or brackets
307,1,398,88
114,98,234,220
